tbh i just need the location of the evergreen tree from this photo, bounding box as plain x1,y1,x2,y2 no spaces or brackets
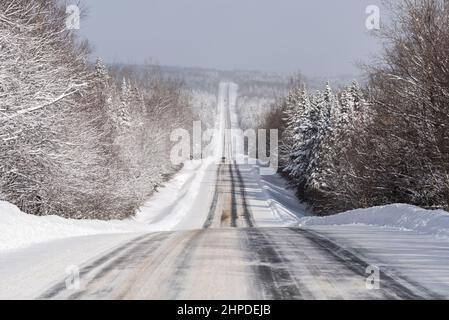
117,78,132,129
305,87,334,195
287,90,322,196
283,87,311,178
280,86,304,170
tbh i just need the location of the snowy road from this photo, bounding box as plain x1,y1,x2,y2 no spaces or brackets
36,228,438,300
1,82,449,300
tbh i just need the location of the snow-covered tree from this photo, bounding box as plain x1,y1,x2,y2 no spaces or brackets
282,88,311,178
276,80,372,214
0,0,200,219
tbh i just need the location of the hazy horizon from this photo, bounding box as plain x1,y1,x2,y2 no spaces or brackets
78,0,383,78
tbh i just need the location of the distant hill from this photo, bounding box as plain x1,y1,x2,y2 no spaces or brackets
105,63,360,97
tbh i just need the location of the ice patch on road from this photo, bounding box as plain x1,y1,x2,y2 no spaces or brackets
298,204,449,239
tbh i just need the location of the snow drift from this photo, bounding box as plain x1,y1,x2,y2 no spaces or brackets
0,200,150,252
298,204,449,239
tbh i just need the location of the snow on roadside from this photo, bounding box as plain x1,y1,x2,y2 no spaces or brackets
0,201,149,252
0,158,216,253
258,166,310,220
133,157,216,230
298,204,449,239
243,161,310,226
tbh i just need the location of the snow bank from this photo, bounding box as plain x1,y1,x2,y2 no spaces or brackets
249,162,310,225
0,158,216,253
298,204,449,238
0,201,150,252
134,158,215,230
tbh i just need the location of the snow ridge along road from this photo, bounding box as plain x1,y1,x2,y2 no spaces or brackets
1,82,448,300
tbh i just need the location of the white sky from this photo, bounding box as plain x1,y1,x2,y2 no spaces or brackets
78,0,383,77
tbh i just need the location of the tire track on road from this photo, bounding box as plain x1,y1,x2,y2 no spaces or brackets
243,228,306,299
39,233,149,299
66,233,169,299
203,165,221,229
228,164,238,227
112,230,205,299
295,228,443,300
233,162,255,228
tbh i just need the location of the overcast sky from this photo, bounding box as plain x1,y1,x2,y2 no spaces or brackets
78,0,383,77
